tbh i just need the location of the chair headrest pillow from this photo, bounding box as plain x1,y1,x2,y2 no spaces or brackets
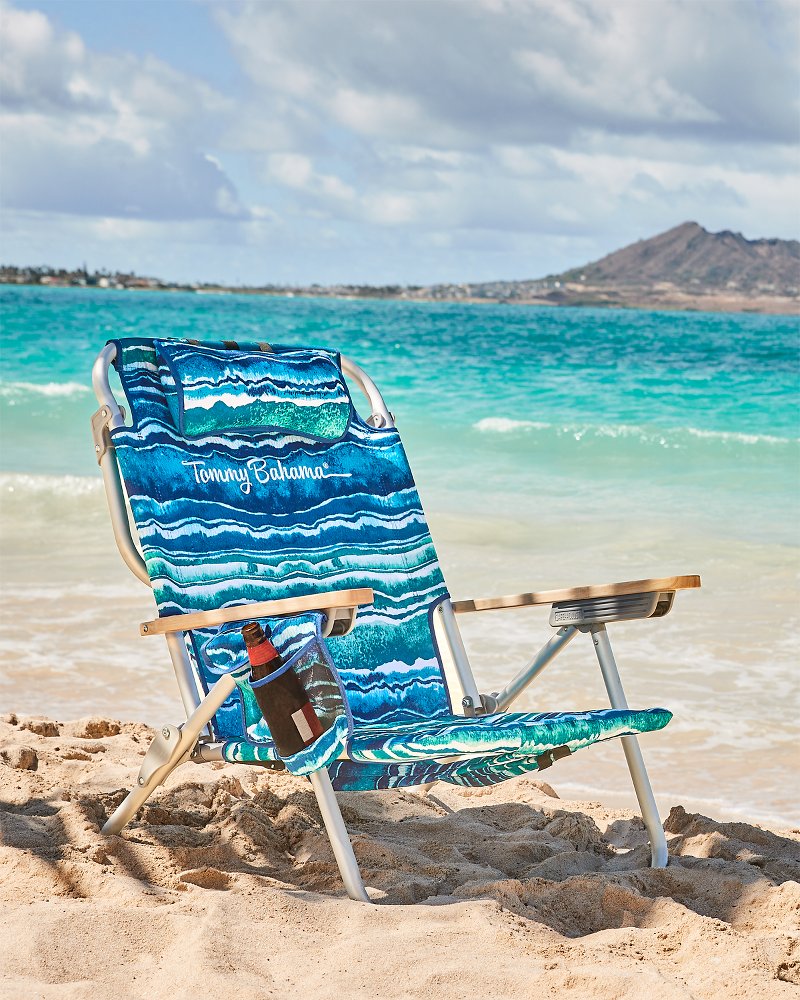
155,340,352,441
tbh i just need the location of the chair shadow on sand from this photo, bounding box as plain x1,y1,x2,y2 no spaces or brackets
8,758,797,936
2,760,799,990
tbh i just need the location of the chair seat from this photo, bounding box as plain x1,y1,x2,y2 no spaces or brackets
221,705,671,771
346,707,671,763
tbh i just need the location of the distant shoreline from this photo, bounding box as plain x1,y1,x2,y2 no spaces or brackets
2,280,797,316
5,221,797,316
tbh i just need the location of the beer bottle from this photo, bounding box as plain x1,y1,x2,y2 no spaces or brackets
241,622,324,756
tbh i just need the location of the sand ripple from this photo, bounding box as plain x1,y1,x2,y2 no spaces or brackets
1,714,798,998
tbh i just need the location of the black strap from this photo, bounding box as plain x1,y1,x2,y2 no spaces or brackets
185,338,271,352
535,745,571,770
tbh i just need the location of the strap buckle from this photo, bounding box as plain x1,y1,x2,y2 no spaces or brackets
91,404,126,464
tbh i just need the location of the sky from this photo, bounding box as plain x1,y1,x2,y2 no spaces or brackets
1,0,798,286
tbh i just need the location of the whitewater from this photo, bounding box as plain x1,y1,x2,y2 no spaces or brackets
0,284,797,826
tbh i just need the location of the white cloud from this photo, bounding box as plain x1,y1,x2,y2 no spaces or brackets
216,0,799,147
208,0,799,252
515,49,719,125
328,88,423,138
1,0,798,284
266,152,355,205
268,153,315,189
0,4,85,108
362,192,420,225
0,0,246,221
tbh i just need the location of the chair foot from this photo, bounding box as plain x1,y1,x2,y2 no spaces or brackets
101,673,237,836
619,734,669,867
309,769,371,902
589,624,669,869
415,781,438,795
102,755,175,835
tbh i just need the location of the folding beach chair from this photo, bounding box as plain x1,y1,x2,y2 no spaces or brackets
91,338,700,902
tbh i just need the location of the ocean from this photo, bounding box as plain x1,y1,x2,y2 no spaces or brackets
1,285,798,826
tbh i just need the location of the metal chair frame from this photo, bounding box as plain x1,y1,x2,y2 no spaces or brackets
91,344,699,902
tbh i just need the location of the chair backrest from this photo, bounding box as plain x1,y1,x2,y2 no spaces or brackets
109,338,455,731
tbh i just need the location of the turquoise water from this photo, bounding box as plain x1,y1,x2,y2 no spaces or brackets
1,285,798,825
1,286,797,539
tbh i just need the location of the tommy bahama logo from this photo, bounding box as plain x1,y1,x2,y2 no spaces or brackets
183,458,351,495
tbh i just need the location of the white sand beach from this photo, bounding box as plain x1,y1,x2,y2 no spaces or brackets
1,713,798,999
3,0,799,995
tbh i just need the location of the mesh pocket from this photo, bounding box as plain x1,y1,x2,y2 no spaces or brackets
289,636,348,731
201,613,350,774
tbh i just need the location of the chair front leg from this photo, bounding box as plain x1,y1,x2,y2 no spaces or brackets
589,623,669,868
308,769,371,902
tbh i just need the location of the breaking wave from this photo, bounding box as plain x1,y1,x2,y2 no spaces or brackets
0,472,102,498
0,380,90,398
473,417,796,449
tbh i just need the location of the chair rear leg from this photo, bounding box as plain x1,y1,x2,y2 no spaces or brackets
102,673,237,836
308,769,371,902
589,623,669,868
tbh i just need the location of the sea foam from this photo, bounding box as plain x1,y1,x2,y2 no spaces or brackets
0,472,102,498
0,380,91,398
473,417,795,448
473,417,545,433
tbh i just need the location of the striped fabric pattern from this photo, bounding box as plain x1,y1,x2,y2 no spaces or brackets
220,707,670,788
109,338,672,790
156,340,351,440
110,338,453,738
346,707,672,763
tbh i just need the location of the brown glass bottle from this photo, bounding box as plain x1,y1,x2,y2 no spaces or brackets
241,622,324,756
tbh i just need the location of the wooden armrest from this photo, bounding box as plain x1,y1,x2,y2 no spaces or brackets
140,587,374,636
451,575,701,615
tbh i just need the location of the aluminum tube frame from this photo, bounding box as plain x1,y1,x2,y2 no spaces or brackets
589,623,669,868
490,625,578,712
191,742,226,762
340,356,394,428
309,769,371,902
97,449,150,585
91,343,125,424
165,631,204,717
93,343,150,585
437,599,482,711
102,672,237,836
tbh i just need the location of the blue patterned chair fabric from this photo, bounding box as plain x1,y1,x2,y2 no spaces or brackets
109,338,671,790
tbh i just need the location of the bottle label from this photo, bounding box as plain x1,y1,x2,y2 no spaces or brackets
248,641,280,667
291,702,323,744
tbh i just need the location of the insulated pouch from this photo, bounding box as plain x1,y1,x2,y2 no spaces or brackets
201,613,351,775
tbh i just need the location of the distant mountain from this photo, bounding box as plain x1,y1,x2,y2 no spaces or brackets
559,222,800,294
4,222,797,315
406,222,799,313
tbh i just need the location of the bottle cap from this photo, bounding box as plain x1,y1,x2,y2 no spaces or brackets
241,621,272,646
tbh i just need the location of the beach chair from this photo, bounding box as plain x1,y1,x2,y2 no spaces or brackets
91,337,700,902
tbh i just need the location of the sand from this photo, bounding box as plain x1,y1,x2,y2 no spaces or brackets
1,713,798,999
